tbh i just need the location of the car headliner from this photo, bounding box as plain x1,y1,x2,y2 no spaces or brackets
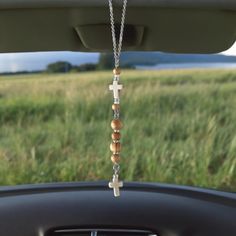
0,0,236,53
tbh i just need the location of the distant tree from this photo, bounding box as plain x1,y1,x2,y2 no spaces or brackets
97,53,114,70
72,63,97,72
97,53,135,70
46,61,72,73
79,63,96,71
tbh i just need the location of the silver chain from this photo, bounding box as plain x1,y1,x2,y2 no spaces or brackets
108,0,128,68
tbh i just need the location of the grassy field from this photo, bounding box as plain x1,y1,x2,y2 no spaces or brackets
0,69,235,191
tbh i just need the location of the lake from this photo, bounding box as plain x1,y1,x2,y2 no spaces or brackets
136,62,236,70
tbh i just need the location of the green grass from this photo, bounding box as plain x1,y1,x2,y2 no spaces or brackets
0,69,236,191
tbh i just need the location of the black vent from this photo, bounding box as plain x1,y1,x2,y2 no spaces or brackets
49,228,157,236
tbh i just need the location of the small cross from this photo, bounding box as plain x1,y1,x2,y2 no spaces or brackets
109,174,123,197
109,81,123,102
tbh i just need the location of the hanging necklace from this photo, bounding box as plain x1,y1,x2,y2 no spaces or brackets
108,0,128,197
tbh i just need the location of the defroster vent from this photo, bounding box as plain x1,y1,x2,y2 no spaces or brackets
48,228,157,236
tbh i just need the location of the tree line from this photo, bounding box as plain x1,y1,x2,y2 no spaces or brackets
46,53,134,73
0,53,134,76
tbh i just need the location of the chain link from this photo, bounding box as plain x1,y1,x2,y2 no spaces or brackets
114,109,120,119
108,0,128,68
113,163,120,175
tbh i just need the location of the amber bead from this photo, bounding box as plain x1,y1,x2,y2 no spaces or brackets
110,142,121,153
113,68,121,75
111,132,121,140
112,104,120,111
111,154,120,164
111,119,123,130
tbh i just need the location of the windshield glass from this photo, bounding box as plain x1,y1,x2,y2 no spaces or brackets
0,46,235,192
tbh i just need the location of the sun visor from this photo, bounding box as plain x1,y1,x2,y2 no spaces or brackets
0,7,236,53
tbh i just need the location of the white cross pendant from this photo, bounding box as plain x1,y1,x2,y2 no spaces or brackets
109,174,123,197
109,80,123,104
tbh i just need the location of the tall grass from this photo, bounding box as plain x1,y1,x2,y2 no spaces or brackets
0,69,235,191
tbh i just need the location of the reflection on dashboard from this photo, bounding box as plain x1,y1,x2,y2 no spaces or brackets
48,228,157,236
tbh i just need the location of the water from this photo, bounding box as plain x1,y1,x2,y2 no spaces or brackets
136,62,236,70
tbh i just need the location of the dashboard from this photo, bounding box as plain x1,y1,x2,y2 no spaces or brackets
0,182,235,236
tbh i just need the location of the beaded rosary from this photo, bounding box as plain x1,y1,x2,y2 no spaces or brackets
108,0,128,197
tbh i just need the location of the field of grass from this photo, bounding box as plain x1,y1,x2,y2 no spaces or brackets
0,69,235,191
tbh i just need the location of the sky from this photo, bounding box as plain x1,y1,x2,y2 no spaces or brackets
0,42,236,73
0,52,99,73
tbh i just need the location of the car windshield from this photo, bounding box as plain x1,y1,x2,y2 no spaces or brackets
0,45,235,192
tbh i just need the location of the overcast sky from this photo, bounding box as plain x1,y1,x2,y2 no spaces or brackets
0,52,99,73
0,42,236,73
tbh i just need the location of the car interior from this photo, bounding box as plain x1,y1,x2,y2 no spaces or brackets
0,0,236,236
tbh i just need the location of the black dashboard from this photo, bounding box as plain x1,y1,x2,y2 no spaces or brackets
0,182,235,236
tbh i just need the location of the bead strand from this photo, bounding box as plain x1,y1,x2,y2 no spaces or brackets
108,0,127,197
110,68,123,165
110,119,122,164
